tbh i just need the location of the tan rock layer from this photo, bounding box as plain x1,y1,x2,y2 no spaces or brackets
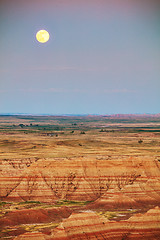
1,157,160,207
51,206,160,239
13,206,160,240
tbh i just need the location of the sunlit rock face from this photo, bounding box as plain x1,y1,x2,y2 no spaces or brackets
51,207,160,240
12,207,160,240
52,212,109,240
13,232,46,240
2,155,160,240
49,207,160,240
1,156,160,207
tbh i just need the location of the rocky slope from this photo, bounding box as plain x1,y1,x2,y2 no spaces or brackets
0,206,71,227
13,232,47,240
13,206,160,240
1,156,160,208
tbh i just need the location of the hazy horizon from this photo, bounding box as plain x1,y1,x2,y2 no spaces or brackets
0,0,160,115
0,112,160,117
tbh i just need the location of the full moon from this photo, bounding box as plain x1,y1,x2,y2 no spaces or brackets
36,30,50,43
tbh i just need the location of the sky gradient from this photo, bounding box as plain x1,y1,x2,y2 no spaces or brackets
0,0,160,115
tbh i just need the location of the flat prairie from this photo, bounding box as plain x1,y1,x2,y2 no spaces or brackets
0,115,160,239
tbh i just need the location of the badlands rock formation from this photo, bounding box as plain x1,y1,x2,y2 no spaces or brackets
13,232,47,240
1,156,160,208
51,207,160,239
0,206,71,227
13,206,160,240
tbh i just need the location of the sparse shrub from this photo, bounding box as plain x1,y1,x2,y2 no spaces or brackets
138,139,143,144
80,131,85,134
100,129,104,132
19,124,24,128
0,201,7,206
18,201,41,205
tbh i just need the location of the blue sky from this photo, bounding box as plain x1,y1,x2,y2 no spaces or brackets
0,0,160,114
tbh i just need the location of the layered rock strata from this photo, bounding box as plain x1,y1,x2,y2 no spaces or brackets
1,156,160,208
0,206,72,227
13,206,160,240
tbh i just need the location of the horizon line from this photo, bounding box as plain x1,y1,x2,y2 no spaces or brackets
0,113,160,117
